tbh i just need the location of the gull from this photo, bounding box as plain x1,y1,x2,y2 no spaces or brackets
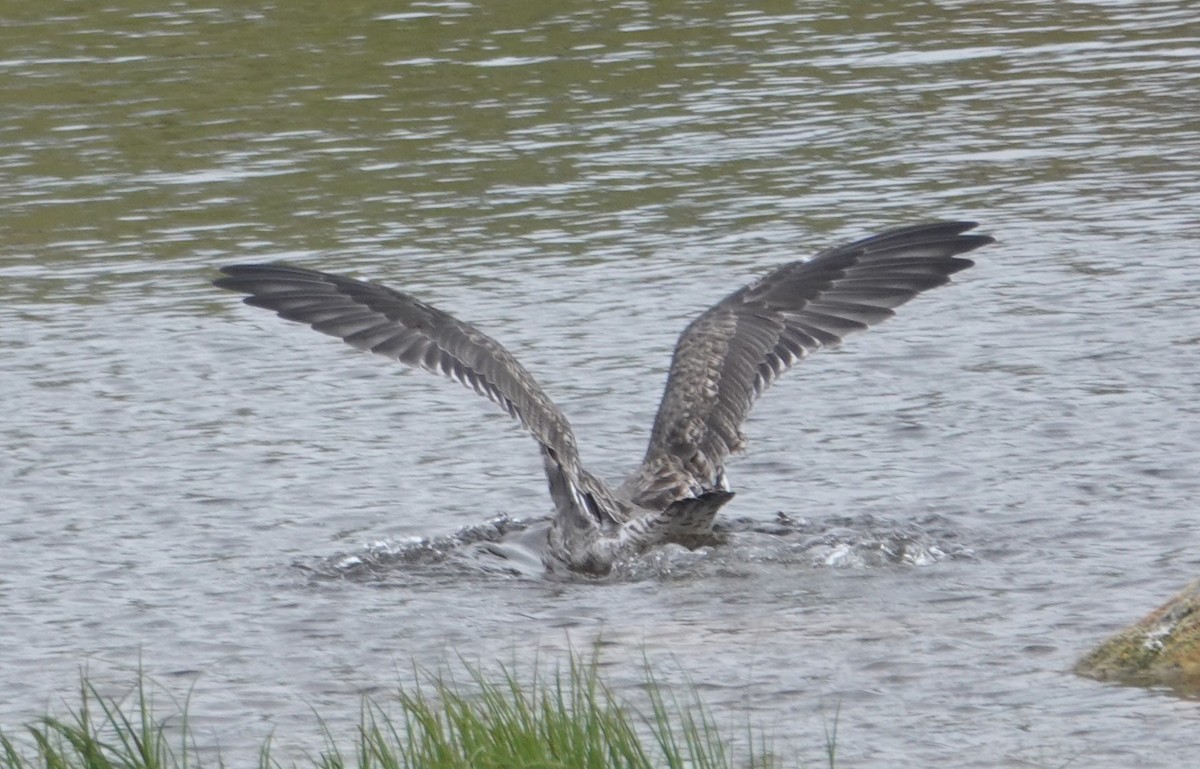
214,221,992,575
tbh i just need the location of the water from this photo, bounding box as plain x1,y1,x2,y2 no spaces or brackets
2,1,1198,766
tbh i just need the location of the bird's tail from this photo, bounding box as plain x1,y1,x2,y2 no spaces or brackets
653,490,735,548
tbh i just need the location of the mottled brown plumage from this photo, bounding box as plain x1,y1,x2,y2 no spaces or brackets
214,221,993,575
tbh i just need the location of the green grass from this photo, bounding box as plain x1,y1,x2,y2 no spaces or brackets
0,654,827,769
0,674,189,769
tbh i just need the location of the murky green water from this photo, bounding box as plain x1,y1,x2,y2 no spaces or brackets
3,2,1198,766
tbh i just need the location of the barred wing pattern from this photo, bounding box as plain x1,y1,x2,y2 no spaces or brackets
212,265,612,531
627,221,993,509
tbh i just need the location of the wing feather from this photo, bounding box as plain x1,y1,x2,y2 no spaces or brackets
213,264,617,528
625,221,993,509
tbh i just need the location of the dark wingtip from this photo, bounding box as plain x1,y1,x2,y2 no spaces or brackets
907,221,995,244
938,220,990,235
956,233,996,250
212,263,315,293
839,220,995,257
945,256,976,275
946,222,996,248
213,264,264,292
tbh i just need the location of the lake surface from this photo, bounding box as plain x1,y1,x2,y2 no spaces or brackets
2,1,1198,766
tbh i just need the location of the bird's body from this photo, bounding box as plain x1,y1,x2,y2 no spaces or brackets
214,221,993,575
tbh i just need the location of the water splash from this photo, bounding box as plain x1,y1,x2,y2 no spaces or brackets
298,511,974,583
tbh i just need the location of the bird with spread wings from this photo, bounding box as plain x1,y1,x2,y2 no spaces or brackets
214,221,993,575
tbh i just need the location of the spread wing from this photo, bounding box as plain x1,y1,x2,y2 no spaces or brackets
625,221,994,509
212,264,615,529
